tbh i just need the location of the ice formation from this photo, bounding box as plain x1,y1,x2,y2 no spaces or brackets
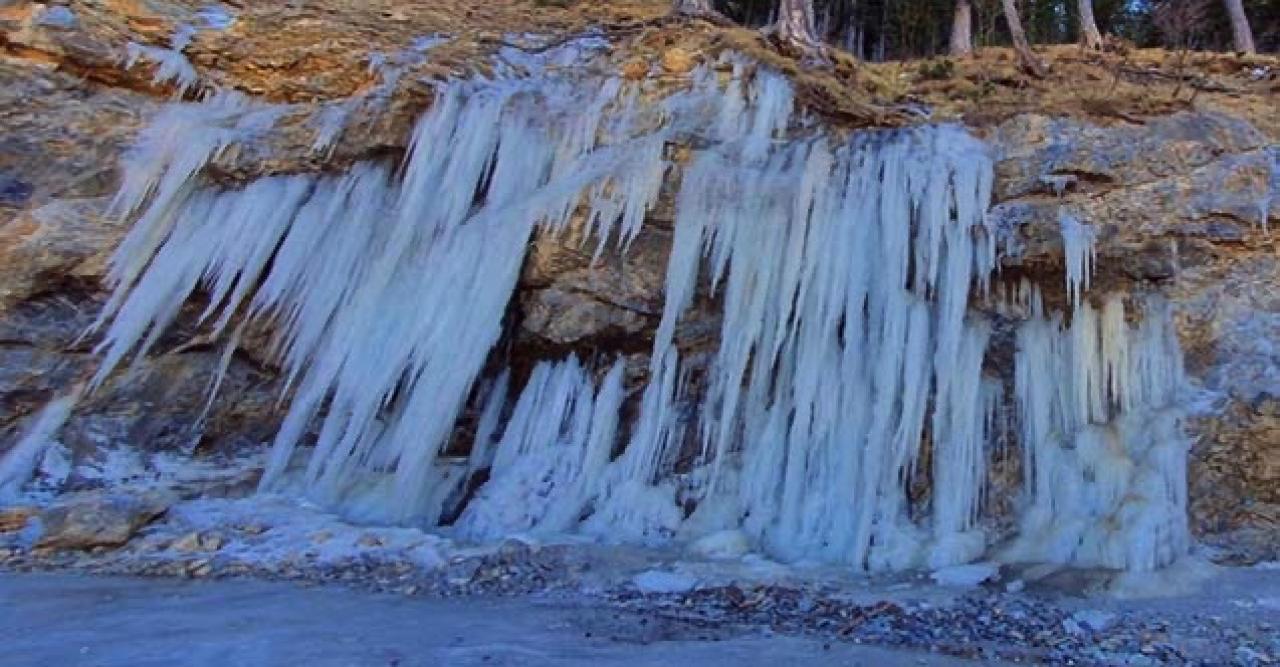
456,357,625,538
120,8,237,98
1059,208,1096,309
1008,292,1190,571
89,50,1193,572
124,41,200,97
0,388,81,501
91,73,667,525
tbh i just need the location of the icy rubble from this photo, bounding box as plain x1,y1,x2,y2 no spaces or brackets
150,496,453,571
76,49,1195,574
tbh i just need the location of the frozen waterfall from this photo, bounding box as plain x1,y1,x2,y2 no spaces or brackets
88,54,1192,572
1009,291,1190,571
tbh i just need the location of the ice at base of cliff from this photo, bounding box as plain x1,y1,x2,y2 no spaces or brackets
151,496,453,570
6,443,266,505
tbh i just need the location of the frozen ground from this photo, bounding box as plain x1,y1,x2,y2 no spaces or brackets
3,492,1279,664
0,572,976,667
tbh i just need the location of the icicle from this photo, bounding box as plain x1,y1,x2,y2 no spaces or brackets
124,42,199,97
95,70,661,525
1059,208,1095,310
0,386,82,500
194,318,246,431
1007,294,1190,571
653,121,999,571
457,358,625,538
93,53,1194,574
466,370,511,477
309,103,352,156
583,345,689,543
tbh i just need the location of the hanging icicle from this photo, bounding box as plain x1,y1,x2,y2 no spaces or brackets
1008,293,1189,571
93,49,1193,573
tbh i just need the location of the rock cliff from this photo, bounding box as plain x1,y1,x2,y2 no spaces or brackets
0,0,1276,562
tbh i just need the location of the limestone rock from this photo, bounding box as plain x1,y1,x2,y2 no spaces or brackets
992,112,1270,202
35,490,172,550
520,287,651,345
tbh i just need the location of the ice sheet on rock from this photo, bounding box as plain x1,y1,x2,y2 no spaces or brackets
36,6,78,29
930,562,999,587
158,496,452,570
195,6,236,31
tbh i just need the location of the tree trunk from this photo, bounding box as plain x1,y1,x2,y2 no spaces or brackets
1223,0,1257,54
950,0,974,57
1001,0,1047,77
673,0,714,14
776,0,824,55
1077,0,1103,50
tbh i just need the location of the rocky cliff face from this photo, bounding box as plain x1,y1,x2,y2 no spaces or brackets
0,0,1275,561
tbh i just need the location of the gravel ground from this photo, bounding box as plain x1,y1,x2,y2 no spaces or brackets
1,496,1277,666
0,572,979,666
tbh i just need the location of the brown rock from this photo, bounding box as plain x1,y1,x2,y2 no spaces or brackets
0,505,37,533
35,490,171,550
622,58,649,81
660,48,696,75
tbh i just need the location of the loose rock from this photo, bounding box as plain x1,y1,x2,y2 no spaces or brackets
35,491,172,551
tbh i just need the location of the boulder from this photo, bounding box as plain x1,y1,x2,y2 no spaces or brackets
35,490,173,550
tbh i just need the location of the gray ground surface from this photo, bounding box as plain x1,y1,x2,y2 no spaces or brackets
0,573,976,667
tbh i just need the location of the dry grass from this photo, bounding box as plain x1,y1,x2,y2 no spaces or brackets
10,0,1276,135
872,45,1280,138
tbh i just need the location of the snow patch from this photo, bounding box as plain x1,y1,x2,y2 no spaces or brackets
688,530,751,560
155,496,453,570
632,569,699,595
930,562,999,587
